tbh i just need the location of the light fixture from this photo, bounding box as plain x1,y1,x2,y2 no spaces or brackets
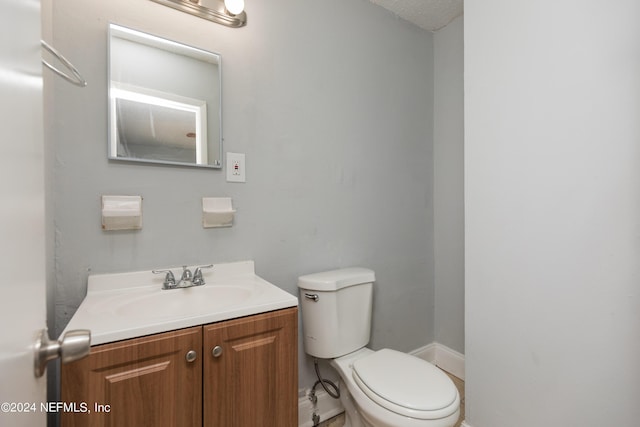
150,0,247,28
224,0,244,15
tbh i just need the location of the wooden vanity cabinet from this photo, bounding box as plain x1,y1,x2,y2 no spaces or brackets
61,326,203,427
61,308,297,427
204,307,298,427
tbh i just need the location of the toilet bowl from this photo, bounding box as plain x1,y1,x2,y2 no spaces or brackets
298,268,461,427
331,348,460,427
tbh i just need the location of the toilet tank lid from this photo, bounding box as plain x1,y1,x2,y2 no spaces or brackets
297,268,375,291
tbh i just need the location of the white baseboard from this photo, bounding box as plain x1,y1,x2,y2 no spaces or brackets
298,342,465,426
298,387,344,427
460,421,473,427
410,342,465,380
412,342,438,362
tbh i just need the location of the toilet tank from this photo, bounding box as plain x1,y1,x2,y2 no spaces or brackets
297,268,375,359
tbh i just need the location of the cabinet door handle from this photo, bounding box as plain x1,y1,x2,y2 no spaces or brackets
185,350,197,363
212,345,223,358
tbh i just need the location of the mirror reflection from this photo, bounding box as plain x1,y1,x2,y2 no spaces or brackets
108,24,222,168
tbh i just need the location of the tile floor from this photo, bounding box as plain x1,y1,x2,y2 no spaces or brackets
445,371,465,427
316,369,465,427
317,413,345,427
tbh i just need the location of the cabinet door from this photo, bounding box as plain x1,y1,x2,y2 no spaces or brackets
61,326,202,427
203,308,298,427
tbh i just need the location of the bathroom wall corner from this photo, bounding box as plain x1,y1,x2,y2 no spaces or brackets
411,342,465,380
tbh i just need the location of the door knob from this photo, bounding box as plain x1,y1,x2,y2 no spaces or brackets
34,328,91,378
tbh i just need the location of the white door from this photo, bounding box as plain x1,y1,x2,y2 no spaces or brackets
0,0,47,425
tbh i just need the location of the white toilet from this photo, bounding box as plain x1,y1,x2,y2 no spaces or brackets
298,268,460,427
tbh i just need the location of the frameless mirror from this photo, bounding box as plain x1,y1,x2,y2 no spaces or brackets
108,24,222,168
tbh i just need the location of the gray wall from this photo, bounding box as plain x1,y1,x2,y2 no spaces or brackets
433,15,464,354
46,0,436,391
465,0,640,425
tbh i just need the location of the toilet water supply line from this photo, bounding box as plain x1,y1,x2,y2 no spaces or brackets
312,358,340,399
309,358,341,426
309,358,340,427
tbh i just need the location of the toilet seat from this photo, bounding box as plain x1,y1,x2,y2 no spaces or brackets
352,349,459,420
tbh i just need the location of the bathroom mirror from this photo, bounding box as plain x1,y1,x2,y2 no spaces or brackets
108,24,222,168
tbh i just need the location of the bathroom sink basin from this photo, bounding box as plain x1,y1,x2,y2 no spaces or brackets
64,260,298,345
114,285,254,318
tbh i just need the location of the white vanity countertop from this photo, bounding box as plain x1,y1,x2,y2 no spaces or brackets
63,260,298,346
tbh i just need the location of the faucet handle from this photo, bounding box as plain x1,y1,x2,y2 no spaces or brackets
152,269,176,289
193,264,214,286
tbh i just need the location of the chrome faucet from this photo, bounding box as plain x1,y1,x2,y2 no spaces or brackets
153,264,214,290
152,269,176,290
193,264,213,286
180,265,193,282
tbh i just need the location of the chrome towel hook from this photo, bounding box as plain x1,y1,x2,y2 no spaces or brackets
41,40,87,87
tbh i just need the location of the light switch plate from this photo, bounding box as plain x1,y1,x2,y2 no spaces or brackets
226,152,246,183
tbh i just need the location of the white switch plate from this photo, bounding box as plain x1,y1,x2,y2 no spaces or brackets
226,152,246,183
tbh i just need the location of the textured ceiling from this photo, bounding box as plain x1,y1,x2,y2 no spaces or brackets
369,0,463,31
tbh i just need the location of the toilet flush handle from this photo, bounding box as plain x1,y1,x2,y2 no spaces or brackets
304,293,319,302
